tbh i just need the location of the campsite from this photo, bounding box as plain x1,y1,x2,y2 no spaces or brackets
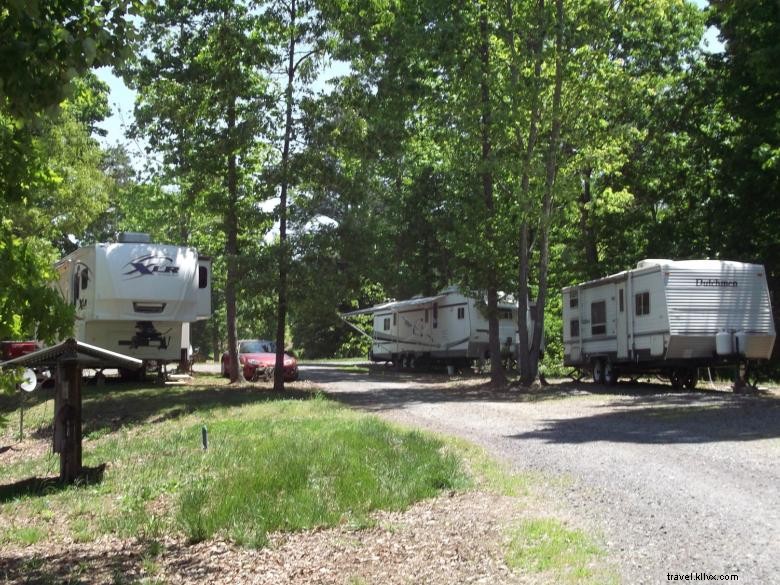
2,1,779,584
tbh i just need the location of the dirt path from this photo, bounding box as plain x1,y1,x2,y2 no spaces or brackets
302,365,780,585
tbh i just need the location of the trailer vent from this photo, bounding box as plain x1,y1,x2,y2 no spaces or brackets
118,232,151,243
133,302,166,314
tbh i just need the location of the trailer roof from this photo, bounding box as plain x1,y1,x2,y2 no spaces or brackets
342,290,520,317
342,294,446,317
0,338,142,370
562,259,765,292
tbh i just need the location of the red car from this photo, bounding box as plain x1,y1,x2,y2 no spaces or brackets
221,339,299,381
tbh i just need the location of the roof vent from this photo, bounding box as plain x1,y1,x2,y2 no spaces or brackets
117,232,151,244
636,259,672,269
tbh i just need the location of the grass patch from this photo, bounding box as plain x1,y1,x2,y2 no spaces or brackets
1,382,465,548
445,437,532,497
176,402,466,546
299,357,367,365
506,518,616,584
2,524,47,546
333,365,370,374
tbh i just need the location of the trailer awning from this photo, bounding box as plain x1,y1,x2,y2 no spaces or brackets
342,294,446,317
0,338,142,370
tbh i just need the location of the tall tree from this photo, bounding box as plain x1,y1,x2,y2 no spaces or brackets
264,0,329,390
127,0,273,383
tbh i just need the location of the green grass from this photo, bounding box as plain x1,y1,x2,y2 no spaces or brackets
444,437,533,497
505,518,617,584
2,525,46,546
1,381,466,548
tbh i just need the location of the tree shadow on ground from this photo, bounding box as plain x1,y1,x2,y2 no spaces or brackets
77,383,314,438
0,464,106,504
0,537,234,585
506,396,780,444
308,364,755,412
2,379,314,456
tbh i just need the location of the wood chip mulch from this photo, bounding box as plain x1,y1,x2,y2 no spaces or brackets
1,491,544,585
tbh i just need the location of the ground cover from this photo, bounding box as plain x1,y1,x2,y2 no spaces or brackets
1,373,614,584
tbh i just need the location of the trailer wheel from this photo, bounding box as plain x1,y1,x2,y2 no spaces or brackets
669,369,683,390
592,359,605,384
603,361,618,386
682,368,698,390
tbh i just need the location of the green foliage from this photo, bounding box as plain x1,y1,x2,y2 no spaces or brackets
0,3,132,372
0,1,137,120
0,230,74,342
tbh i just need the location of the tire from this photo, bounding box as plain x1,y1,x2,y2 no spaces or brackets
119,366,145,382
592,358,605,384
604,361,618,386
683,368,698,390
669,369,683,390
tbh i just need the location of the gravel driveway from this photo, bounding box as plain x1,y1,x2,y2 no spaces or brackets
300,364,780,585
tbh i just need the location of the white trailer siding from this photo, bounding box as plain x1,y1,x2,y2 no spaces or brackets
93,243,199,321
54,238,211,364
563,260,776,373
354,288,524,364
664,261,774,359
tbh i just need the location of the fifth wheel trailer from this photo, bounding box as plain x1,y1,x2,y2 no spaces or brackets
562,259,776,388
55,233,211,371
342,286,537,369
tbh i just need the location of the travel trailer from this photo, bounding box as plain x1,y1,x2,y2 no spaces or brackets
55,233,211,370
562,259,776,388
342,287,535,369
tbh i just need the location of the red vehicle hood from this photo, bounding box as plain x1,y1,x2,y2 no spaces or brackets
241,352,294,365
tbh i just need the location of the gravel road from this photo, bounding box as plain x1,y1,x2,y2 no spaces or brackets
297,364,780,585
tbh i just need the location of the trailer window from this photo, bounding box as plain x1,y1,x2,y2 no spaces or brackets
80,269,89,290
591,301,606,336
569,291,578,308
198,266,208,289
383,318,390,331
635,292,650,316
457,307,465,319
619,289,624,312
392,313,396,326
570,319,580,338
433,303,438,328
72,272,80,304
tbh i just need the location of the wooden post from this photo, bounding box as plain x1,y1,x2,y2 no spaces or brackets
53,342,83,483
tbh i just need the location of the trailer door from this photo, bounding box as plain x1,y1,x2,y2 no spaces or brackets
616,284,628,359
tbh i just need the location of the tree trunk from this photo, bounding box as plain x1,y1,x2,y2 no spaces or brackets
513,0,544,386
580,167,599,278
529,0,565,379
479,1,506,388
274,0,296,392
225,96,243,383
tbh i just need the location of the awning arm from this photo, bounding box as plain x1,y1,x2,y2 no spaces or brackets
339,313,375,342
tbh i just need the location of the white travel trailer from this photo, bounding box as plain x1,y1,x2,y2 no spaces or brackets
343,286,535,369
562,259,776,388
55,233,212,369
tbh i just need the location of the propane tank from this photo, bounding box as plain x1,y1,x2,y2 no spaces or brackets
733,330,747,356
715,329,733,356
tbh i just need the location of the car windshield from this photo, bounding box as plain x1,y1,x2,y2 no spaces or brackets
239,340,276,353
